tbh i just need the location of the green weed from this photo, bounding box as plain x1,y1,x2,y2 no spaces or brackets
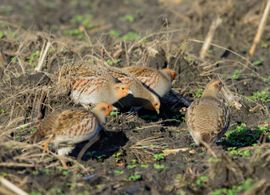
231,69,241,80
28,51,40,66
128,172,142,181
227,147,252,157
122,32,140,41
120,14,135,23
153,153,165,161
222,123,262,147
109,30,121,38
211,178,253,195
153,163,166,171
252,59,263,66
193,88,203,98
249,90,270,103
195,175,208,188
114,169,124,175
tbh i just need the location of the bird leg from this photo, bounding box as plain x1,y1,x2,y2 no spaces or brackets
200,140,217,158
77,135,100,161
41,134,54,153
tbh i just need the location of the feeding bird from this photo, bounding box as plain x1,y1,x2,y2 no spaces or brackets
30,102,113,156
122,66,176,97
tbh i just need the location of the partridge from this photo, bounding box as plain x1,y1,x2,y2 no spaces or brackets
186,80,230,146
30,102,113,155
59,64,131,106
105,66,160,113
122,66,176,97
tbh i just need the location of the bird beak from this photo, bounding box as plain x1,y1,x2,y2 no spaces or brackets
112,106,119,112
128,90,133,95
155,108,160,114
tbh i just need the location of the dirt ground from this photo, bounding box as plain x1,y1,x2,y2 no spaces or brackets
0,0,270,194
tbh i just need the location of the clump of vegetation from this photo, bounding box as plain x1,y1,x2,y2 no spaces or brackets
128,172,142,181
122,32,141,41
153,153,165,161
195,175,209,188
193,88,203,98
222,123,262,147
120,14,135,23
231,69,241,80
211,178,253,195
227,147,252,157
249,90,270,103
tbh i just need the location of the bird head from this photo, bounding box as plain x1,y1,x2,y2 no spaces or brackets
113,83,132,99
94,102,113,116
203,79,223,98
162,68,177,81
143,93,160,114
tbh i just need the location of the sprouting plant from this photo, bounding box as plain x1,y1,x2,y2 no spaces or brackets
120,14,135,23
153,163,166,171
0,31,4,39
223,123,262,147
128,172,142,181
106,59,121,66
70,14,94,29
195,175,208,188
252,59,263,66
122,32,140,41
211,178,253,195
140,164,149,169
227,147,252,157
109,30,121,38
127,164,137,169
113,151,123,162
153,153,165,161
28,51,40,66
193,88,203,98
231,69,241,80
249,90,270,103
0,108,5,114
114,169,124,175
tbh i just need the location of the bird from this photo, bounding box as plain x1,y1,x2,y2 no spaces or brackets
122,66,176,97
30,102,113,156
103,66,161,113
186,79,230,148
58,64,131,107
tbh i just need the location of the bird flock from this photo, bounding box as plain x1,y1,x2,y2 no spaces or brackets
31,64,230,157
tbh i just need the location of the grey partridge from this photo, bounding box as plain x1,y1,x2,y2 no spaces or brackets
104,66,160,113
58,64,131,107
122,66,176,97
30,102,113,155
186,80,230,146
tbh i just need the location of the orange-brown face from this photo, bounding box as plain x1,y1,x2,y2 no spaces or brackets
152,100,160,114
96,102,113,116
114,83,131,99
207,80,223,91
163,68,177,80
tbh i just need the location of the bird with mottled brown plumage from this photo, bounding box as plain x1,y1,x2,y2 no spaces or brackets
30,102,113,155
122,66,176,97
186,80,230,146
103,66,161,113
58,64,131,107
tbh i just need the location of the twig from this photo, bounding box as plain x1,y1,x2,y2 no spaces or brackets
0,177,28,195
200,17,222,60
249,0,270,56
35,41,51,72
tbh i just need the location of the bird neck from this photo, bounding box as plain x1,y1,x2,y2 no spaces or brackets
92,109,106,124
159,69,171,82
202,89,219,99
